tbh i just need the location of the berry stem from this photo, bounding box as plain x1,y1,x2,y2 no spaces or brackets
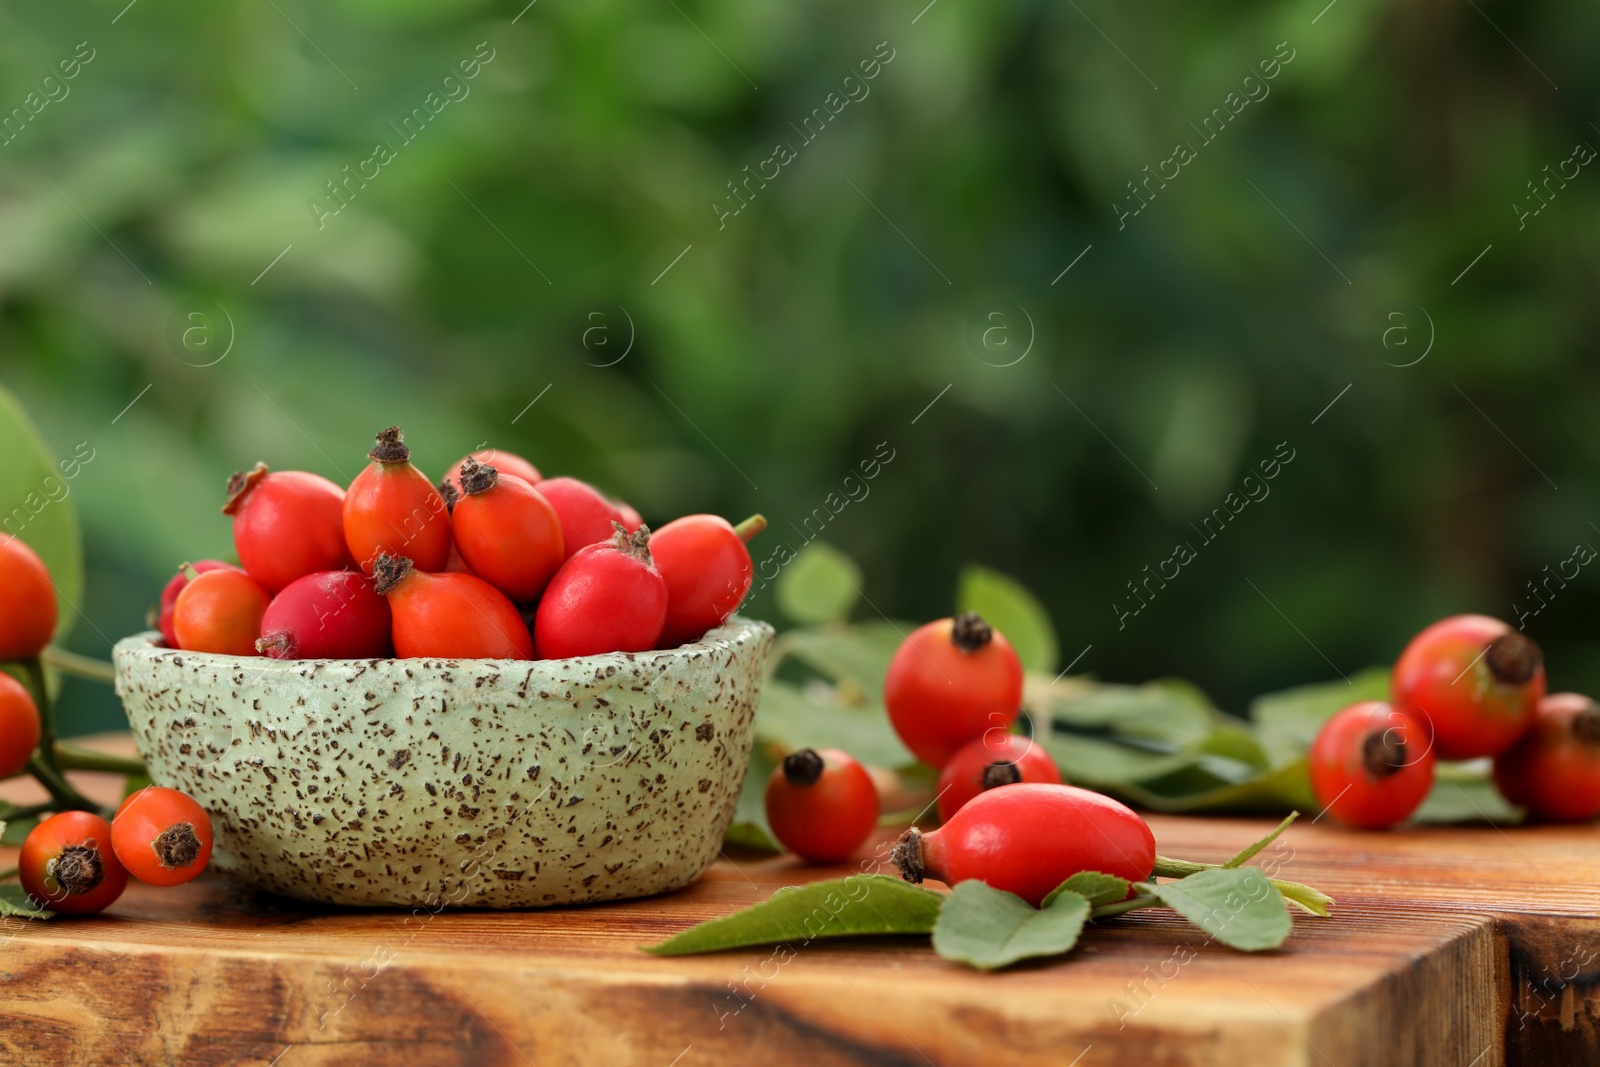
0,867,17,881
26,755,101,815
39,646,117,686
1089,893,1162,920
734,514,767,543
23,657,59,777
53,743,148,777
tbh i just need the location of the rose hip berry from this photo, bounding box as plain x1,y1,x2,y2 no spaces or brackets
936,733,1062,822
536,477,628,558
534,523,668,659
343,427,452,575
256,570,393,660
1493,693,1600,822
20,811,129,915
0,672,42,779
450,458,565,602
1308,701,1436,829
1392,614,1545,760
764,747,879,863
650,513,764,649
444,448,543,495
372,553,533,660
112,786,214,887
883,613,1025,768
222,463,353,593
0,535,57,661
152,560,241,648
172,566,271,656
893,783,1155,906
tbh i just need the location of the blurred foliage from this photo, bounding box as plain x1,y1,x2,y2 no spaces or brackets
2,0,1599,737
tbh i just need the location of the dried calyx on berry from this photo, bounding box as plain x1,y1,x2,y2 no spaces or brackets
890,827,925,883
1485,632,1542,686
981,760,1023,790
155,824,201,869
371,553,415,596
221,462,269,515
437,480,459,513
368,426,411,464
52,844,105,896
950,612,993,653
611,521,653,564
458,457,499,496
1361,729,1409,779
782,748,825,787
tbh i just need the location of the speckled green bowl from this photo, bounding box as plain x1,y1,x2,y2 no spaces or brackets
112,617,772,909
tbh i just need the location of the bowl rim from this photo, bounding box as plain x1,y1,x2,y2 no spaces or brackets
113,614,774,674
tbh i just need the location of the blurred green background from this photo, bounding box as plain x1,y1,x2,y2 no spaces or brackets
3,0,1598,736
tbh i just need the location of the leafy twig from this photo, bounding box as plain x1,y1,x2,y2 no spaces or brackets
54,743,147,777
40,647,117,686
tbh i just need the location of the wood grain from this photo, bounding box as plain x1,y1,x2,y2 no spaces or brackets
0,737,1596,1066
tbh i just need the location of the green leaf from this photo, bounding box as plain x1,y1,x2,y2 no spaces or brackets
1251,668,1390,767
775,543,862,625
1223,812,1298,868
755,680,912,767
1412,777,1524,826
1150,855,1332,918
722,821,780,854
0,884,52,920
1,816,38,847
1043,871,1129,908
1149,868,1292,951
932,881,1090,970
775,621,907,700
957,565,1059,673
643,875,943,955
0,383,85,640
724,746,779,853
122,773,153,799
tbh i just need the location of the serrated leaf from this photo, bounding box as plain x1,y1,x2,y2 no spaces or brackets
1251,668,1389,766
775,543,861,625
932,881,1089,970
957,565,1059,673
0,884,53,920
755,680,912,767
1043,871,1129,908
0,384,86,639
1149,868,1291,951
776,621,907,699
644,875,942,955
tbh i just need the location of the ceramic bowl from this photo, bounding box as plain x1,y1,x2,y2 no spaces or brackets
112,617,773,909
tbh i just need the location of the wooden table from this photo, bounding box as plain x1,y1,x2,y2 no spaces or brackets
2,739,1596,1066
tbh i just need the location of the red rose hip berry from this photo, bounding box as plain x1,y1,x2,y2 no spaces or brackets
1392,614,1544,760
222,463,352,593
1308,701,1436,829
256,570,393,660
536,477,627,559
449,458,565,602
0,535,58,660
172,566,271,656
650,513,764,648
936,733,1062,822
20,812,129,915
113,787,214,887
1493,693,1600,822
764,748,879,863
0,672,42,779
343,427,452,575
534,524,668,658
372,553,533,660
893,783,1155,906
152,560,241,648
883,613,1024,767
